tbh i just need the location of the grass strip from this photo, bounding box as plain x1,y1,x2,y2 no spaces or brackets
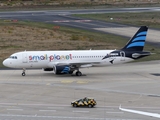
0,19,159,68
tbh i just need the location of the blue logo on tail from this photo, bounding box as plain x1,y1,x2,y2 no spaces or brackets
121,26,148,51
127,31,147,48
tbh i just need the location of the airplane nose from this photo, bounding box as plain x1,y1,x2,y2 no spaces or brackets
3,59,8,67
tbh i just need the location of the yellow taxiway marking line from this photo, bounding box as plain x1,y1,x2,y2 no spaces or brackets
61,80,74,83
60,80,88,84
46,83,51,86
77,81,88,84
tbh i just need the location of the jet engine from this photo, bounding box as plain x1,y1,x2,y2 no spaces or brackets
53,65,73,74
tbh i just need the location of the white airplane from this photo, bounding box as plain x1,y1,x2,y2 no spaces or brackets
3,26,150,76
119,105,160,118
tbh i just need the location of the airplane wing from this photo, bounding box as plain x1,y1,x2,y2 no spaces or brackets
119,105,160,118
48,61,101,68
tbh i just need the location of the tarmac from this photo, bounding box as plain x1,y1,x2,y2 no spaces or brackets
0,7,160,120
0,60,160,120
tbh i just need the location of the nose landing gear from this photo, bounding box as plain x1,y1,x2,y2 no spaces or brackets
22,68,26,76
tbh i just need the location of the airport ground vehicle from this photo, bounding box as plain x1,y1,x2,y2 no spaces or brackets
71,97,96,108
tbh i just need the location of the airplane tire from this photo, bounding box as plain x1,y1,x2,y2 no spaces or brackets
22,72,25,76
88,104,93,108
73,104,77,107
76,71,82,76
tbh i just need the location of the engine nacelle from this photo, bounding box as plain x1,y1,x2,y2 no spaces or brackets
53,65,73,74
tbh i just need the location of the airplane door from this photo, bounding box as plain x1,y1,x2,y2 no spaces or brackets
22,53,28,63
120,51,125,61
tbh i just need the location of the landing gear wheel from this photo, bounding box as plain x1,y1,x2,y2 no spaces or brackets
73,104,77,107
22,68,26,76
22,72,25,76
76,71,82,76
88,104,93,108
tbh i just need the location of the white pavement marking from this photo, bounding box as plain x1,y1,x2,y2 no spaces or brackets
7,109,23,111
39,110,56,112
0,114,140,120
106,112,124,114
0,106,11,108
73,110,89,113
153,8,160,11
0,114,135,120
120,107,160,118
0,103,70,107
48,107,64,109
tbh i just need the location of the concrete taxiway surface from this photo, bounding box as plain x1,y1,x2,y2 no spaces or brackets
0,60,160,120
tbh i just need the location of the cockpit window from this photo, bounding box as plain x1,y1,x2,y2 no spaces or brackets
9,56,17,59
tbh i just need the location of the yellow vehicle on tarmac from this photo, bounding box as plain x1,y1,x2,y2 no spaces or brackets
71,97,96,108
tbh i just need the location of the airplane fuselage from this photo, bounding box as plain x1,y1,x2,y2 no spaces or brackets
3,50,133,69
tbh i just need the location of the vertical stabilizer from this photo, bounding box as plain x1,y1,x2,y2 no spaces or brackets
121,26,148,51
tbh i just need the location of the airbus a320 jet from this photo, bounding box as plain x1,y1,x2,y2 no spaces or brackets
3,26,150,76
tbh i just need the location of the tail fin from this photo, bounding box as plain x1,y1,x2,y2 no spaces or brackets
121,26,148,51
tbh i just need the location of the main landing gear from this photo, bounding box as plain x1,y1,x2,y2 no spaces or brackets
75,71,82,76
22,68,26,76
74,67,82,76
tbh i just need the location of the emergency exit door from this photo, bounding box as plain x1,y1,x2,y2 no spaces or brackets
22,53,28,63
